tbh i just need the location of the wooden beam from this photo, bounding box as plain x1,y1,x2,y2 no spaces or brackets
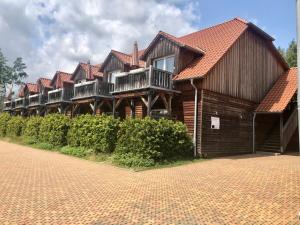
147,94,152,116
112,98,116,117
161,94,168,110
140,96,148,107
90,102,95,113
115,98,123,109
168,94,173,116
150,94,160,108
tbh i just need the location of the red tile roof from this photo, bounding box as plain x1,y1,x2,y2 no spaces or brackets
51,71,72,88
256,68,297,113
26,83,38,94
18,85,25,97
71,63,103,80
39,78,52,89
112,50,146,67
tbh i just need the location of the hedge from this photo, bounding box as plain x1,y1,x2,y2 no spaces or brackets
113,117,193,167
68,114,119,153
39,114,71,146
6,116,26,137
23,116,43,143
0,113,11,137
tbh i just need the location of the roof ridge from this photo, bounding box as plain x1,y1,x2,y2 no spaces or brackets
178,17,248,40
111,49,131,57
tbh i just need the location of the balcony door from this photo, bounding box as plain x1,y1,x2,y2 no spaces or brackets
153,55,175,73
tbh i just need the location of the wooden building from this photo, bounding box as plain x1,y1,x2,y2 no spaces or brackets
27,78,52,116
71,62,113,115
46,71,73,115
5,17,298,157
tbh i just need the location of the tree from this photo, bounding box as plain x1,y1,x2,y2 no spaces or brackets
285,39,297,67
0,49,28,110
278,40,297,68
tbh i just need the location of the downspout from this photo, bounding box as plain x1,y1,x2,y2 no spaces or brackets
252,112,256,153
190,79,198,157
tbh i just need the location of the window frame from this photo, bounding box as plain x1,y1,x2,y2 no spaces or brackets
153,55,175,73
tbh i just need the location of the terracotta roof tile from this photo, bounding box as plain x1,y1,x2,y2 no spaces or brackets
112,50,145,67
174,18,249,80
39,78,52,89
26,83,38,93
256,68,297,113
79,63,103,79
51,71,72,88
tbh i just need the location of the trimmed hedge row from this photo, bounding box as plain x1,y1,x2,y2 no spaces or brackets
0,113,193,167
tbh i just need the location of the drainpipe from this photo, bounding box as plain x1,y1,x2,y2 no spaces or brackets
190,79,198,157
252,112,256,153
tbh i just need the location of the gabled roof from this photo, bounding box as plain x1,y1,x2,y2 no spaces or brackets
100,49,145,72
25,83,38,94
150,17,286,80
38,78,52,89
140,31,205,60
71,62,103,80
256,68,297,113
51,71,72,88
18,85,25,97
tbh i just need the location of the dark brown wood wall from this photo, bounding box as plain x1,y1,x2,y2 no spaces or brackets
103,55,126,81
73,68,87,83
202,30,286,103
145,37,180,74
200,90,256,156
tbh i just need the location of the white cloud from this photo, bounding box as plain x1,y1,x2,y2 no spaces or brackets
0,0,200,82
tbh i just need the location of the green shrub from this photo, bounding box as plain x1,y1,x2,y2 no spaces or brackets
23,116,42,143
31,142,55,150
60,146,92,157
113,117,193,167
6,116,26,137
0,113,11,137
68,114,119,153
39,114,70,146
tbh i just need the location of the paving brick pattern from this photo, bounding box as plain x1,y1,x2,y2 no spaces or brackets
0,141,299,224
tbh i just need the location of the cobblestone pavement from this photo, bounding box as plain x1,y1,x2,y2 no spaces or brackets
0,141,299,224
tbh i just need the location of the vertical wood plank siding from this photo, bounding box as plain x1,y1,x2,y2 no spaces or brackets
73,68,87,83
202,30,285,103
200,90,256,156
103,55,126,81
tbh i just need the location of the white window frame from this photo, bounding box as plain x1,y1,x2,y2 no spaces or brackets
108,70,121,83
153,55,175,72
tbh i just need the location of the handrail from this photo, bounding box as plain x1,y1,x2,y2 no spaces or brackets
73,80,113,99
114,66,173,93
283,107,298,150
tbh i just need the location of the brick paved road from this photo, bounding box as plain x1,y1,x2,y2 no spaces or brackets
0,141,299,224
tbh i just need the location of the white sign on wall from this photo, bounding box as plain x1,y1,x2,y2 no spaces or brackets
211,117,220,129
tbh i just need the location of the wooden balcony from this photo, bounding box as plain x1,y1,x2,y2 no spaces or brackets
47,88,73,104
113,66,173,93
14,98,27,109
72,80,114,100
28,94,47,107
3,100,14,111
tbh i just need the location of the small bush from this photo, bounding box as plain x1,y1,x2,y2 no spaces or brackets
6,116,26,137
68,114,119,153
0,113,11,137
32,142,55,151
60,146,92,157
113,117,193,167
39,114,70,146
23,116,42,143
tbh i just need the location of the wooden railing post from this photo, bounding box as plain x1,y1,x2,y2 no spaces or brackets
149,65,153,87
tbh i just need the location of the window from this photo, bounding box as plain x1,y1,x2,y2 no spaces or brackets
153,55,175,73
108,70,121,84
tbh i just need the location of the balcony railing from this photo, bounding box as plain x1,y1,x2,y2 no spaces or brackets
28,94,47,107
14,98,27,109
48,88,74,104
3,100,14,111
113,66,173,93
73,80,114,100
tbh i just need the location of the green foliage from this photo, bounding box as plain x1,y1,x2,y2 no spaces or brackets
23,116,42,143
60,146,92,157
0,113,11,136
278,40,297,67
286,40,297,67
68,114,119,153
31,142,55,151
39,114,70,146
113,117,193,167
6,116,26,137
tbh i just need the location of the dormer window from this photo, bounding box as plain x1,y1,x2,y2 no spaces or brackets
153,55,175,73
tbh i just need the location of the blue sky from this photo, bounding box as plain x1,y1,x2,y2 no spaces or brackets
188,0,296,49
0,0,296,81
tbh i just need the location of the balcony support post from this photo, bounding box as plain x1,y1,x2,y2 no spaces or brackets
130,99,135,118
147,93,152,117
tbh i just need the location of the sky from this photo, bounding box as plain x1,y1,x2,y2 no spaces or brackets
0,0,297,82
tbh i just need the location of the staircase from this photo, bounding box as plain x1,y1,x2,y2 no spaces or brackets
256,124,281,152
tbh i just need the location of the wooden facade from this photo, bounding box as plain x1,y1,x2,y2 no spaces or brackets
202,30,286,103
